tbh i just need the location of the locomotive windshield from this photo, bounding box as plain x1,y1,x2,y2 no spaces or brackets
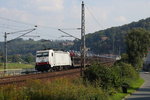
37,52,49,57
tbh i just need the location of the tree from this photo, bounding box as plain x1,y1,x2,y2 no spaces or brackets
11,54,22,62
126,28,150,69
24,53,35,63
0,52,4,63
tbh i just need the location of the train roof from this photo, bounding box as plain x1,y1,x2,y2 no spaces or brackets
36,49,69,53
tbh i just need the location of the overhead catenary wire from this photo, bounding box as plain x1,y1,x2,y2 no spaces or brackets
0,24,21,31
58,29,80,40
0,24,33,33
0,16,65,40
59,28,81,30
0,16,81,40
7,29,36,43
3,28,36,74
7,28,36,35
85,4,104,29
0,16,58,30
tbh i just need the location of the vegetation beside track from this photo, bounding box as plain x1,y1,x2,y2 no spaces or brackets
0,62,144,100
84,62,144,100
0,78,109,100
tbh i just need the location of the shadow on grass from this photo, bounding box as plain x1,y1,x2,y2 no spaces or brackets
126,97,150,100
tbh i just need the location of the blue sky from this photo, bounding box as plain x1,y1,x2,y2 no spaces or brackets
0,0,150,41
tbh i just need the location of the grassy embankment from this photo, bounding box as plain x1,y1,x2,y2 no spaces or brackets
0,78,109,100
0,77,144,100
0,62,145,100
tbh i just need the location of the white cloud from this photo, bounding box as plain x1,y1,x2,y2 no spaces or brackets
85,6,109,22
83,6,110,33
0,7,32,22
115,16,127,23
1,0,150,40
0,6,64,26
32,0,64,12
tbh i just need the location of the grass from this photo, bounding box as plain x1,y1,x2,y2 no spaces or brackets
110,77,144,100
0,63,34,70
0,78,110,100
128,77,145,93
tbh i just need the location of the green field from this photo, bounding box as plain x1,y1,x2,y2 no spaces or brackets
0,63,34,70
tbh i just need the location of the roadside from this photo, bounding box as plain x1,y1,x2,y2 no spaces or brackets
125,71,150,100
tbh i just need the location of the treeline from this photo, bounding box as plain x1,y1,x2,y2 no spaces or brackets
0,38,73,63
0,38,73,55
72,17,150,54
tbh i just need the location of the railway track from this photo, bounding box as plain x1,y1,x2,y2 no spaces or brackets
0,60,115,86
0,68,81,86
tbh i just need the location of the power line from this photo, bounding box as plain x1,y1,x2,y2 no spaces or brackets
0,25,20,31
58,29,80,40
59,28,81,30
85,4,104,29
0,16,58,30
0,23,28,29
0,16,33,26
7,29,36,42
7,28,36,35
4,28,36,74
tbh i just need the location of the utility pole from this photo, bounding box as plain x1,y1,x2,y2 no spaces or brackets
4,32,7,74
81,1,86,76
113,33,115,55
3,28,36,75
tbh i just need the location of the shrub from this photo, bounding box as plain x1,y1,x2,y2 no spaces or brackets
116,62,139,85
84,63,122,90
84,62,139,91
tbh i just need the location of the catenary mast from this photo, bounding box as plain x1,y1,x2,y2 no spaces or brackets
81,1,86,76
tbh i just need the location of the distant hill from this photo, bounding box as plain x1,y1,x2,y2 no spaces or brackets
0,38,73,56
72,17,150,54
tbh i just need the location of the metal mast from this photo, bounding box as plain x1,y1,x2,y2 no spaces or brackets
3,28,36,74
81,1,86,76
4,32,7,74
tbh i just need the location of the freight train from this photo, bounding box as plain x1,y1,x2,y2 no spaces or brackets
35,49,117,72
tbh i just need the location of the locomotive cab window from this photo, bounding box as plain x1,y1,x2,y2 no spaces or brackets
51,53,53,56
37,52,49,57
43,52,49,57
37,53,42,57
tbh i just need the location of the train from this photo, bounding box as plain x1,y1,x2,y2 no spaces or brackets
35,49,118,72
35,50,73,71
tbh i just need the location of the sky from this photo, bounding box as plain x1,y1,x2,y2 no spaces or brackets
0,0,150,41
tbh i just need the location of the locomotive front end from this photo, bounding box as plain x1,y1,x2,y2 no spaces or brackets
35,51,50,71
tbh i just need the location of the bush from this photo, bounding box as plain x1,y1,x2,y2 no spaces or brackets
84,63,122,90
84,62,139,91
116,62,139,85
